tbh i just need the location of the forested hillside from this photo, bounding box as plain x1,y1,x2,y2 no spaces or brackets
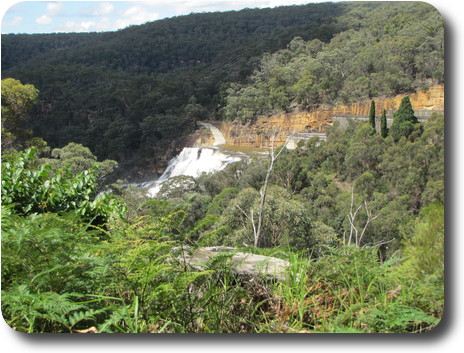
224,2,443,120
2,2,344,170
1,108,445,333
1,1,445,333
1,2,443,176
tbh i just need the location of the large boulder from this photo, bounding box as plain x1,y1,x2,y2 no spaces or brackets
177,246,290,281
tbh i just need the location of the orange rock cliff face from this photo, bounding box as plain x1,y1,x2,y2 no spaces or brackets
214,85,444,148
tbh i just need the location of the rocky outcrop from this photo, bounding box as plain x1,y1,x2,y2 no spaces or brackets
214,85,444,148
217,111,330,148
177,246,290,281
198,122,226,146
329,85,444,117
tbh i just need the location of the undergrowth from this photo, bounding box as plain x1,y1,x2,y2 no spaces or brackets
0,151,444,333
2,208,443,333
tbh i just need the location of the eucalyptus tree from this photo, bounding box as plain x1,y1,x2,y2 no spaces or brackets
1,78,40,152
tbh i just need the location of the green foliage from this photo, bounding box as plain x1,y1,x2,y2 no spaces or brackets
355,302,439,333
196,161,245,196
354,171,376,199
1,210,117,332
1,78,43,153
272,148,311,193
389,96,420,142
320,247,390,304
387,204,445,317
223,2,443,121
368,100,376,131
103,218,183,314
0,2,444,333
256,246,439,333
342,123,387,181
41,142,118,189
380,108,388,138
217,186,316,249
2,285,108,333
1,207,265,333
310,247,439,332
206,187,239,215
1,211,102,293
369,194,412,254
1,78,38,130
1,148,126,223
96,217,276,333
1,148,444,334
400,204,444,280
2,2,346,169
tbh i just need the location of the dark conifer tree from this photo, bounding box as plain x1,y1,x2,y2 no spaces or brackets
369,100,376,132
380,108,388,138
389,96,419,142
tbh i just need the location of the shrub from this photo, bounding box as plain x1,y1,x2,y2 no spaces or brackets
1,148,126,224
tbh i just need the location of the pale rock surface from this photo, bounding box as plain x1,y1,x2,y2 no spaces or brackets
177,246,290,281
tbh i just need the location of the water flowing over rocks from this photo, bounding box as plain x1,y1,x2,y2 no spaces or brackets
146,147,244,196
142,121,247,196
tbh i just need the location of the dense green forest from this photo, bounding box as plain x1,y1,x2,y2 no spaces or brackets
1,104,444,333
2,1,443,175
1,1,444,333
224,3,443,120
1,1,345,171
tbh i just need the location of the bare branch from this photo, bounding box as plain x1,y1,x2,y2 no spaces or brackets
347,188,382,247
362,238,395,249
236,204,258,247
358,200,380,246
236,128,295,248
236,204,251,221
347,187,362,246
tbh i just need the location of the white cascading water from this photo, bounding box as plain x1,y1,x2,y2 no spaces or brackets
147,147,243,197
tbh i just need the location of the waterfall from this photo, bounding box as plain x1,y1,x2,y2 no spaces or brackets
147,147,243,197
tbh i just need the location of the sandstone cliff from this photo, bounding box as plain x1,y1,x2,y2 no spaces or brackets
215,85,444,148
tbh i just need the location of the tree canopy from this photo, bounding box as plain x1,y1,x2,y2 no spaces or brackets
1,2,443,177
390,96,420,142
0,1,444,334
223,2,443,121
1,78,40,152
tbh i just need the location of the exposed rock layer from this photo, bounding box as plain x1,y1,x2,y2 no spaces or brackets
214,85,444,148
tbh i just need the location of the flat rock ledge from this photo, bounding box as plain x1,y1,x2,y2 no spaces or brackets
177,246,290,281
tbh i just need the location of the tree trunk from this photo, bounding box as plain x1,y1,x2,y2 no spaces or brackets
253,131,289,247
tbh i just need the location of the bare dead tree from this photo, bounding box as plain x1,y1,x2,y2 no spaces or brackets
346,187,380,247
347,188,363,246
237,129,293,247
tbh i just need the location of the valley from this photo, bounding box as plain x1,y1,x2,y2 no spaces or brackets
1,1,445,333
